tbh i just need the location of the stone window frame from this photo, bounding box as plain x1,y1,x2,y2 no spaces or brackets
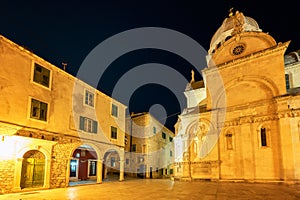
88,159,97,177
131,144,137,152
162,132,166,139
28,97,49,123
111,103,118,118
226,133,234,150
79,116,98,133
257,124,271,148
110,126,118,139
31,62,52,90
153,126,156,134
84,89,95,108
285,73,291,90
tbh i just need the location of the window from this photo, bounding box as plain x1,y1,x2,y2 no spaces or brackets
260,128,267,147
226,133,233,150
169,136,173,142
30,99,48,121
84,90,94,107
33,63,50,87
79,116,98,133
170,151,173,157
89,161,97,176
153,127,156,134
285,74,290,90
111,126,118,139
111,104,118,117
162,132,166,139
111,157,115,167
131,144,136,152
126,158,129,165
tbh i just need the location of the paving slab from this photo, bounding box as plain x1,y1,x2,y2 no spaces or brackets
0,179,300,200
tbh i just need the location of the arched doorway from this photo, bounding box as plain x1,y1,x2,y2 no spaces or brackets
69,144,98,186
20,150,45,189
103,150,120,182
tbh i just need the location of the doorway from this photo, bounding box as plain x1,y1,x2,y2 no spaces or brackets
20,150,45,189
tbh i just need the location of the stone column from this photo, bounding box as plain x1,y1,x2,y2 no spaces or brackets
97,160,103,184
119,148,125,181
44,159,51,188
119,159,125,181
12,157,23,192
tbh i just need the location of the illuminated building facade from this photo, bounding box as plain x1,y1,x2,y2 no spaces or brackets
0,35,127,193
174,10,300,182
125,112,174,178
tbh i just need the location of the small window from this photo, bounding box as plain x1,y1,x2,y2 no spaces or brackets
126,158,129,165
170,150,172,157
226,133,233,150
285,74,290,90
111,126,118,139
131,144,136,152
89,161,97,176
169,136,173,142
261,128,267,147
30,98,48,121
79,116,98,133
162,132,166,139
85,90,94,107
111,104,118,117
33,63,50,87
153,127,156,134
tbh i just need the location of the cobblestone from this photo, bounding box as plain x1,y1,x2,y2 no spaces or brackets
0,179,300,200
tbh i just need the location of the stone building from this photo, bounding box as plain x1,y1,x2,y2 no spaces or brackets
125,112,174,178
174,10,300,183
0,35,127,194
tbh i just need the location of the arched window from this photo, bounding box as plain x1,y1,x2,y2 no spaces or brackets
260,128,267,147
225,133,233,150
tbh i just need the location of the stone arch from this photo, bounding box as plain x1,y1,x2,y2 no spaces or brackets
20,150,46,189
102,147,123,181
17,145,51,160
67,142,103,186
186,118,217,159
214,75,279,108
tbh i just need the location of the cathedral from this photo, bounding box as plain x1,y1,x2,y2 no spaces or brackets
174,10,300,183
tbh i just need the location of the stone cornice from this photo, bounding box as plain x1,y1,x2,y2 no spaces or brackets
285,61,300,70
222,110,300,127
175,160,220,165
203,41,290,74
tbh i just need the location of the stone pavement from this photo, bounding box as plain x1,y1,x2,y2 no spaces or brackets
1,179,300,200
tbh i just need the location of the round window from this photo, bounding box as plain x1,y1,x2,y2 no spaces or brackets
232,44,245,55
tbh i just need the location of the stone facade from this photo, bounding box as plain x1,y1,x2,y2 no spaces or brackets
0,35,127,193
125,112,174,178
174,10,300,183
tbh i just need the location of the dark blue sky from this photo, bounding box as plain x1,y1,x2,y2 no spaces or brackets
1,0,298,131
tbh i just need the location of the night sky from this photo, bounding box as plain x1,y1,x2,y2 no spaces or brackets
1,1,299,131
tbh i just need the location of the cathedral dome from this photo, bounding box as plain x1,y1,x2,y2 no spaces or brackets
209,10,262,54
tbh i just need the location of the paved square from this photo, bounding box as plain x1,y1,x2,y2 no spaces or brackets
1,179,300,200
